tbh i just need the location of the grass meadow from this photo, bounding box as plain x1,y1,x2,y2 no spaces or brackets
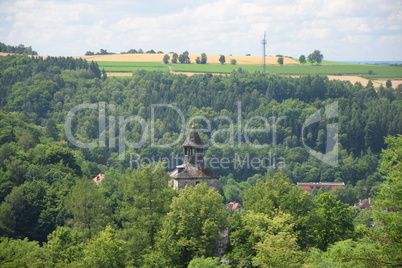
169,63,262,73
267,64,402,78
96,60,402,79
97,61,169,72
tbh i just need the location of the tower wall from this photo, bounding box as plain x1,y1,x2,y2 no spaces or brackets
170,178,219,191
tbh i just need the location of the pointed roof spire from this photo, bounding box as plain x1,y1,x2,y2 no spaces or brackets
183,119,204,148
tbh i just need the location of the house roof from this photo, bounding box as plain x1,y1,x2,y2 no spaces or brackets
297,182,345,186
227,202,243,210
92,173,104,185
354,198,371,209
183,125,204,148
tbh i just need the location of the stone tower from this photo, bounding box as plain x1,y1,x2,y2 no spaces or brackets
169,124,219,191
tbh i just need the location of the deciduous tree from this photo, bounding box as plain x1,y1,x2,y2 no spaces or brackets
65,179,110,237
312,192,354,250
219,55,226,64
307,50,324,65
371,135,402,265
201,53,207,64
154,183,228,267
309,135,402,267
75,225,125,268
299,55,306,64
179,51,190,64
248,211,305,267
162,54,170,64
386,79,392,88
172,53,178,63
227,173,316,265
44,226,83,265
118,164,175,264
0,237,42,267
188,257,230,268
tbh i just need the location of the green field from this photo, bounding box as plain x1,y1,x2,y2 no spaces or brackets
320,60,361,65
95,60,402,78
169,63,262,73
97,61,169,72
267,65,402,78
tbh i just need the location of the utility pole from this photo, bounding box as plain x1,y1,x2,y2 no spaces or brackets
262,32,267,73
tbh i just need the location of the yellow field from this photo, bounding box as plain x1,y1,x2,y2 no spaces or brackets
327,75,371,86
327,75,402,87
0,52,15,56
0,52,296,65
374,79,402,88
106,72,134,77
80,53,299,65
4,52,400,87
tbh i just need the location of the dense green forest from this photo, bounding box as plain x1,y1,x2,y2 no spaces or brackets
0,54,401,267
0,42,38,55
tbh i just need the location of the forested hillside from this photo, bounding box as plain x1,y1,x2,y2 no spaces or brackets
0,42,38,55
0,54,401,267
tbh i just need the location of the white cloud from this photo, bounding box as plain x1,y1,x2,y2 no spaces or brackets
0,0,401,60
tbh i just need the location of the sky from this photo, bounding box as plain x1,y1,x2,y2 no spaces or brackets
0,0,401,61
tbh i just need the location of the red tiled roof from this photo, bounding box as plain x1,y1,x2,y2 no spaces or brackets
297,182,345,186
227,202,243,210
354,198,371,209
92,174,104,185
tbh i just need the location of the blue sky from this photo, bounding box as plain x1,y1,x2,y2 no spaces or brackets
0,0,401,61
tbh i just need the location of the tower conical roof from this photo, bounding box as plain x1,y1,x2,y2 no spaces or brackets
183,125,204,148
